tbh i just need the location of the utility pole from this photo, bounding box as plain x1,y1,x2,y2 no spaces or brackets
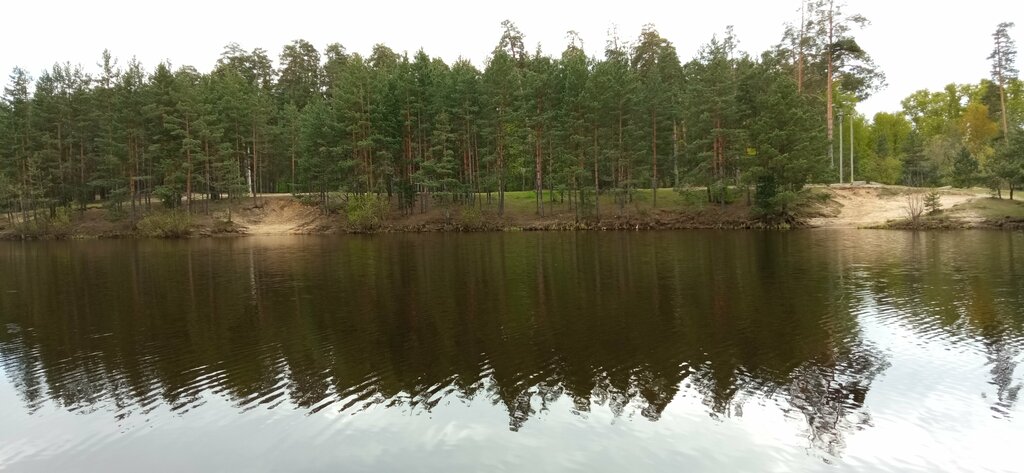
838,110,844,183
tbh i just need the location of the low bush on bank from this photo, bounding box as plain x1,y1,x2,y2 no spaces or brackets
874,215,969,230
345,194,390,232
750,182,835,228
458,205,486,231
12,207,72,239
136,211,192,238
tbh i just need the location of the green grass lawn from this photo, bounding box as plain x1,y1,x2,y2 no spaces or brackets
956,197,1024,219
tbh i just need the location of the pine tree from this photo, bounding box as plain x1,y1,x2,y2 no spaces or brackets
989,22,1019,137
561,34,593,216
2,68,35,220
589,34,638,210
990,127,1024,199
143,62,184,208
448,59,482,204
779,1,883,177
298,97,347,207
89,50,128,211
632,25,681,208
276,39,322,109
115,58,149,218
739,52,824,220
683,30,744,204
482,21,529,215
524,45,559,216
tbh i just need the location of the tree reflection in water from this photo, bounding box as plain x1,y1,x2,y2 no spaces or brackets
0,231,1021,462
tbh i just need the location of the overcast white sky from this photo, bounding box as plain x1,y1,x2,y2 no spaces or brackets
2,0,1020,117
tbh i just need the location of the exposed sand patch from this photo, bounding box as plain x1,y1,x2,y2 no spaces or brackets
808,184,986,228
232,195,328,235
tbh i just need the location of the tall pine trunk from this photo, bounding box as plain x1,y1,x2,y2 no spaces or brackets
651,110,658,208
534,125,543,216
826,0,835,172
593,127,600,219
996,62,1009,137
79,142,86,209
204,141,211,215
186,116,193,213
672,121,679,189
251,122,258,208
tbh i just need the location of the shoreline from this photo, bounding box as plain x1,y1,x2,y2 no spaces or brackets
2,186,1022,240
1,215,1020,241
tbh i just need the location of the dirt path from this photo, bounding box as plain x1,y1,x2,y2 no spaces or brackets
809,185,986,228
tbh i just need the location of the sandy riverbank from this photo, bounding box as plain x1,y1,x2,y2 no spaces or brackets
806,184,1023,229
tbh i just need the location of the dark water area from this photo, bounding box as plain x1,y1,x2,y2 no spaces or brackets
0,230,1022,472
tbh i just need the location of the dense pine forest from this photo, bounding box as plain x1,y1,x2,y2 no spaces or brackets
0,2,1020,232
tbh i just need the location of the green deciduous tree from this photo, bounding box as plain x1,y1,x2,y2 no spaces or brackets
862,112,908,184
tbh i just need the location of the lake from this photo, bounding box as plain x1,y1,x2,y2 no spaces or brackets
0,230,1022,472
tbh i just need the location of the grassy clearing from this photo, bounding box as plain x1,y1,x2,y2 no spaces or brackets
495,187,739,215
953,197,1024,220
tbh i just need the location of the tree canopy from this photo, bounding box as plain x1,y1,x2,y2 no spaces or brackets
1,5,1018,225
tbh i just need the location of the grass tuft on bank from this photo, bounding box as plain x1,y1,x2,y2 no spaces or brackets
136,211,193,238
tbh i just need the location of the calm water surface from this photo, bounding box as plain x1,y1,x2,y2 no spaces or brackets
0,230,1022,472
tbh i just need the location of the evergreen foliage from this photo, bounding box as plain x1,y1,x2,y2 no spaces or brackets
1,7,1017,228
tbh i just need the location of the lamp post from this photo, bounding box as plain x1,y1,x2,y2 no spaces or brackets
838,110,844,184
